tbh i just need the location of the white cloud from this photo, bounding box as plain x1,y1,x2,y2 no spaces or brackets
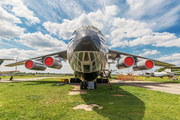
0,48,42,60
43,5,118,39
126,0,180,29
139,49,160,56
157,53,180,66
158,53,180,61
18,31,67,52
0,6,25,40
129,32,180,47
110,18,152,45
1,0,40,24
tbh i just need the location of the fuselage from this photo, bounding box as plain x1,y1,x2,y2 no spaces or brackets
67,25,108,81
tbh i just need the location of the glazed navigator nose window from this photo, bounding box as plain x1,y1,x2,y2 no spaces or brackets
84,52,89,61
84,65,90,72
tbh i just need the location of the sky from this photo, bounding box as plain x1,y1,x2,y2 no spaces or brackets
0,0,180,74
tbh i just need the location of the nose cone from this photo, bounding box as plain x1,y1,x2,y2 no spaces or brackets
74,36,100,51
74,29,100,51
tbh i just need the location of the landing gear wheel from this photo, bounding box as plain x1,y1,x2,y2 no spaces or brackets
80,82,83,89
70,78,72,83
84,81,87,89
94,81,97,89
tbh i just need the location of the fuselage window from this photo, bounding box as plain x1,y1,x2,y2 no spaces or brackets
84,52,89,61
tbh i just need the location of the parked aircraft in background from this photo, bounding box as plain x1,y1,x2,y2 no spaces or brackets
0,58,14,65
0,58,19,74
144,67,180,78
5,25,178,89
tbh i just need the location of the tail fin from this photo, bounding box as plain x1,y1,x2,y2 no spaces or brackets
164,68,171,72
0,60,4,65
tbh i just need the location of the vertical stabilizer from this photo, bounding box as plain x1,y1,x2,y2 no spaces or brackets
164,68,171,72
0,60,4,65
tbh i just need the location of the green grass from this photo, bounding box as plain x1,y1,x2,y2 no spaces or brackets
0,77,180,119
0,75,75,79
1,75,37,79
140,76,180,83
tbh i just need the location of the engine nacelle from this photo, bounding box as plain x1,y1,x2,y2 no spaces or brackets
133,60,154,71
44,56,62,69
25,60,46,71
116,56,134,69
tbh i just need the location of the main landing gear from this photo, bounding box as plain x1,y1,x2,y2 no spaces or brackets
70,78,81,83
96,78,108,83
80,81,97,90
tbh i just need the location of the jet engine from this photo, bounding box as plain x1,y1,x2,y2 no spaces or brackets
116,56,134,69
44,56,62,69
25,60,46,71
133,60,154,71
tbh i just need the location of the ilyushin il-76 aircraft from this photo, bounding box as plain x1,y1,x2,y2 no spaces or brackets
5,25,176,89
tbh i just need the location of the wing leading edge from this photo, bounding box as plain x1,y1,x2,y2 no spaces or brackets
5,50,67,67
109,49,175,67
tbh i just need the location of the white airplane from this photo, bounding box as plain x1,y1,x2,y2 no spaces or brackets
145,67,180,78
0,58,18,74
5,25,177,89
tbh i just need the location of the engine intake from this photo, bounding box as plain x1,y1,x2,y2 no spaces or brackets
116,56,134,69
44,57,62,69
133,60,154,71
25,60,46,71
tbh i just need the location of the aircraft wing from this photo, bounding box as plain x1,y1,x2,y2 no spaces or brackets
0,70,19,74
5,50,67,67
108,49,175,67
0,58,14,60
165,66,180,69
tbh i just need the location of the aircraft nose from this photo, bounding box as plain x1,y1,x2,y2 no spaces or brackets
74,36,100,51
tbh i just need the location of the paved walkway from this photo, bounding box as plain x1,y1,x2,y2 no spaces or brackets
111,80,180,95
0,77,57,83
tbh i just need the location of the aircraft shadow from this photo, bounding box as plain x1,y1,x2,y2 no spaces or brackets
80,84,145,120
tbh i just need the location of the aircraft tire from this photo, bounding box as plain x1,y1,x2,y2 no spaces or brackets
94,81,97,89
104,79,108,83
70,78,73,83
72,78,75,83
84,81,87,89
96,78,99,83
80,82,83,89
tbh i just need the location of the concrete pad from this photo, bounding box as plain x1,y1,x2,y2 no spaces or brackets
68,84,87,95
111,79,180,95
0,77,58,83
73,104,103,111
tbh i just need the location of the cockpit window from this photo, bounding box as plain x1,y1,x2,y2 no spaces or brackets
92,26,99,31
75,25,100,32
